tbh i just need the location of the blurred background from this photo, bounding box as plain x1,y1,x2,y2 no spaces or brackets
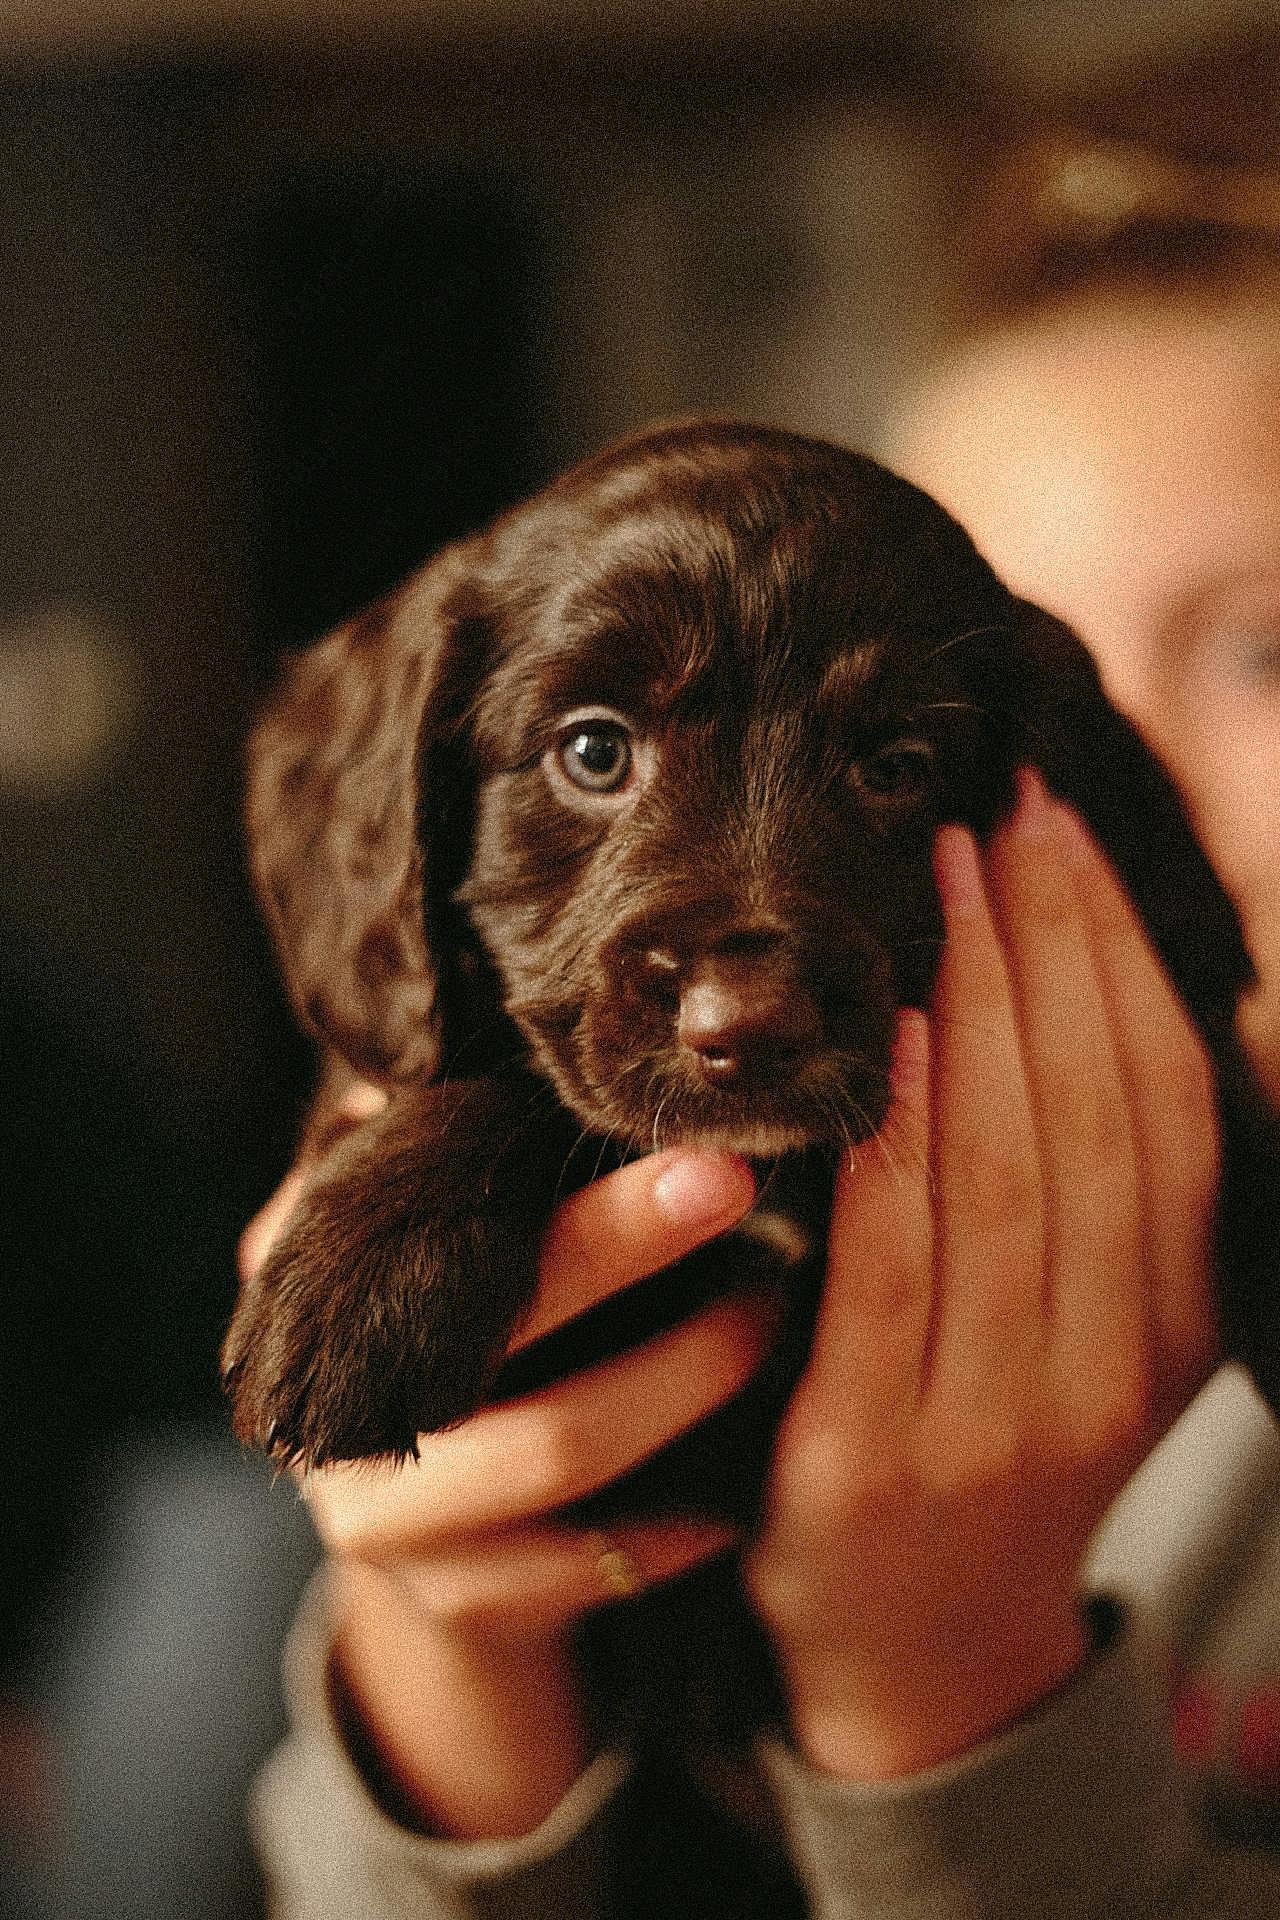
1,2,1277,1915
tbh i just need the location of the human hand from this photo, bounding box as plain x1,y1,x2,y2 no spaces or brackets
745,770,1221,1781
240,1138,762,1836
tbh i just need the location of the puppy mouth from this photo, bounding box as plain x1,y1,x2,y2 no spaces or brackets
668,1117,840,1157
514,968,897,1155
559,1048,891,1157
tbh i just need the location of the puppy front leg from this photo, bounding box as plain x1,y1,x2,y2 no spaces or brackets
222,1073,580,1467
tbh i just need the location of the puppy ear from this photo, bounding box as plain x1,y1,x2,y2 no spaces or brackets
247,547,490,1083
1007,597,1253,1035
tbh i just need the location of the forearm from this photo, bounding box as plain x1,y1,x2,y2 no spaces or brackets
332,1560,589,1840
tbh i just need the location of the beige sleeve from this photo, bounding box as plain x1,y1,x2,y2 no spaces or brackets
759,1603,1280,1920
250,1572,631,1920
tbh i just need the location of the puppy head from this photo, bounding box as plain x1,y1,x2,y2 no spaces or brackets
250,419,1251,1151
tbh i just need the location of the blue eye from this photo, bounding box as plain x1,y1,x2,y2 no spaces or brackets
558,721,633,793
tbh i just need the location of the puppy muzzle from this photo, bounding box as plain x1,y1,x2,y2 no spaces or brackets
575,913,895,1152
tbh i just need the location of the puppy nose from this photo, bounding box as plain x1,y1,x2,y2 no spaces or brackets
677,961,821,1081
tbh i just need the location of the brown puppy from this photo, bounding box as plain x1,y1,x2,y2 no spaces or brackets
223,419,1280,1481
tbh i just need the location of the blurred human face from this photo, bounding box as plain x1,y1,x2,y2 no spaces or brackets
887,295,1280,1094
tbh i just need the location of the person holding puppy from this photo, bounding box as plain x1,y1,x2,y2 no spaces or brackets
243,147,1280,1920
245,819,1275,1914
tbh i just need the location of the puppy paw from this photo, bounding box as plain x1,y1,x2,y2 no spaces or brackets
221,1258,440,1468
223,1091,558,1466
223,1189,546,1466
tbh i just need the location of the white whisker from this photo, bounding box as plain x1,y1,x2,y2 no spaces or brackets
918,623,1006,670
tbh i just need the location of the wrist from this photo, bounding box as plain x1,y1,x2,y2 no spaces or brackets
331,1560,588,1838
779,1607,1089,1783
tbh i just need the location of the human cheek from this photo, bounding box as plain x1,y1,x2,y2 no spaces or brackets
1151,696,1280,1100
1178,684,1280,964
1204,642,1280,813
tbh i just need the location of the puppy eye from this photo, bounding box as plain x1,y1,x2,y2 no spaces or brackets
853,739,936,803
557,720,634,794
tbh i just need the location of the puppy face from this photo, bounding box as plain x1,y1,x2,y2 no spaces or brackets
250,419,1250,1152
446,434,1019,1156
239,418,1280,1463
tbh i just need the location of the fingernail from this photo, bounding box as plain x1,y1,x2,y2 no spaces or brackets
1013,765,1054,839
653,1153,756,1228
933,823,984,916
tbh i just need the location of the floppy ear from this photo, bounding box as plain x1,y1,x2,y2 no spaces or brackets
1007,598,1254,1039
246,545,494,1084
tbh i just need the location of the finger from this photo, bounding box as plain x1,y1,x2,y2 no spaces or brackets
1058,802,1221,1405
391,1514,740,1638
927,822,1045,1384
238,1081,389,1281
985,772,1145,1378
304,1286,778,1557
238,1168,309,1281
803,1010,935,1429
515,1150,757,1348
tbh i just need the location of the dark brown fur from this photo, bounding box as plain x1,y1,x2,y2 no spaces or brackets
223,420,1280,1485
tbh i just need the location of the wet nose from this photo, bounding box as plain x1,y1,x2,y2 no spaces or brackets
676,955,822,1082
